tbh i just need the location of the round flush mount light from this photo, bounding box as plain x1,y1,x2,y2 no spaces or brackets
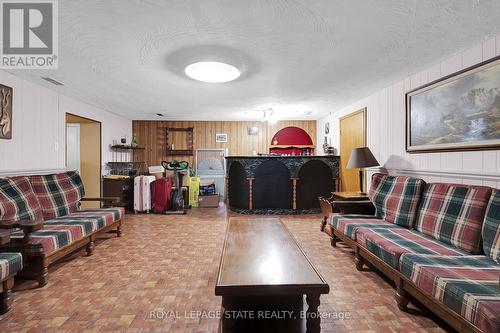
184,61,240,83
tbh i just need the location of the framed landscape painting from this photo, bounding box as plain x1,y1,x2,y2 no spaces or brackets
406,55,500,152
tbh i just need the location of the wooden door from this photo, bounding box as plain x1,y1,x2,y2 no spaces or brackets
339,108,366,191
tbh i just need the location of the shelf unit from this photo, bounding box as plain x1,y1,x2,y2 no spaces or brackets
269,145,315,156
108,144,147,176
110,145,145,150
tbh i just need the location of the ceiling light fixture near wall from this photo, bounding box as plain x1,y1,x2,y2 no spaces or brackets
184,61,240,83
261,108,278,124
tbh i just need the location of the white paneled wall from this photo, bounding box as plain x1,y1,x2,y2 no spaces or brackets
0,70,132,175
317,35,500,189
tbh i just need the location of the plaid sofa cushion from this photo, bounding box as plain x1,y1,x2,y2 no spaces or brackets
483,190,500,264
368,173,425,228
0,252,22,280
400,254,500,333
331,213,402,240
416,183,492,254
6,208,123,256
0,176,43,222
356,227,466,269
30,171,85,220
9,223,91,255
62,208,124,227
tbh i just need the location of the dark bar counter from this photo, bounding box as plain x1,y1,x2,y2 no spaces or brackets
225,155,340,214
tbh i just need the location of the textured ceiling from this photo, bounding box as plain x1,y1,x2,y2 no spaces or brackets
11,0,500,120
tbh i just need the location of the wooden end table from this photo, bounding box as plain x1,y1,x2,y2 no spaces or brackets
320,192,370,237
331,191,369,201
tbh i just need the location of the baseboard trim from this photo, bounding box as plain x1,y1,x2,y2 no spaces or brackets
0,168,67,177
367,167,500,183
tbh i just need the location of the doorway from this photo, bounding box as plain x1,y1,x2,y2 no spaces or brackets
66,113,101,209
339,108,366,191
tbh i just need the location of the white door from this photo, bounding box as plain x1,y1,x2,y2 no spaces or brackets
66,124,81,172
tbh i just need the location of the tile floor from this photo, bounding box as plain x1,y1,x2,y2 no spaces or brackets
0,206,453,332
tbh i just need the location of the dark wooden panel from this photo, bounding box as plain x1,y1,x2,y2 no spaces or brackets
228,162,248,209
296,160,334,209
252,160,292,209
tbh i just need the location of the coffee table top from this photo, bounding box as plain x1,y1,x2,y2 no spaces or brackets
215,218,329,296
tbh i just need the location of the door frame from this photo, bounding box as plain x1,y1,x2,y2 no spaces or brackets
339,107,367,191
65,113,102,197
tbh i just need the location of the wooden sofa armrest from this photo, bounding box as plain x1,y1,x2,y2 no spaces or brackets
80,197,120,208
0,230,11,245
318,195,336,216
0,220,44,244
330,201,376,215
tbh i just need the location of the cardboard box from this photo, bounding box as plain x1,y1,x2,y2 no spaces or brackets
188,176,200,207
198,194,220,208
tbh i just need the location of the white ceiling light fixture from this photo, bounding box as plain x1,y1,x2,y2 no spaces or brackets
261,108,278,124
184,61,240,83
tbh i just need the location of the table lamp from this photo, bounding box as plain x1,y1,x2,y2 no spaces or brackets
346,147,379,194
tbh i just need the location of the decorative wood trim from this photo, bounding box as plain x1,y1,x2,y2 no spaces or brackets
368,166,500,182
247,178,254,210
270,145,315,149
291,177,298,210
0,168,67,177
165,127,194,156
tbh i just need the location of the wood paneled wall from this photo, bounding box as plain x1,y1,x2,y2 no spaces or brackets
132,120,316,167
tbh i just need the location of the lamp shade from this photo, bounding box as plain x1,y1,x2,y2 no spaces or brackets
346,147,379,169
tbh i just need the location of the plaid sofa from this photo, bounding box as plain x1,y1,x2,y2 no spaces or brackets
6,208,123,256
326,173,500,332
353,182,493,268
0,252,22,281
400,254,500,333
483,190,500,264
357,227,467,269
369,173,426,227
415,183,492,254
0,252,22,314
0,171,124,286
1,172,123,256
329,173,425,242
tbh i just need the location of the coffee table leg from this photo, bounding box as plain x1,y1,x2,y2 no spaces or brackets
221,296,235,333
306,294,320,333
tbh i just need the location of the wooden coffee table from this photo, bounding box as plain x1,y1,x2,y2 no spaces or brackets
215,218,329,333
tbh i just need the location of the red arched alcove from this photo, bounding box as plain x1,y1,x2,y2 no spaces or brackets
269,126,314,155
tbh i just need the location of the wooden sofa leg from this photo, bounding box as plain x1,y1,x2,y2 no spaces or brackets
117,222,122,237
320,218,327,232
395,285,410,311
37,266,49,287
86,240,95,256
330,235,337,247
0,289,12,314
354,251,364,271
